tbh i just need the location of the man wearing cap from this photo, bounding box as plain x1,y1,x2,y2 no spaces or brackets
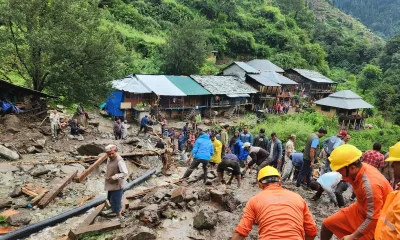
217,154,242,187
104,144,129,219
220,124,230,156
361,142,385,171
322,129,347,173
320,144,392,240
241,143,270,177
232,166,317,240
375,141,400,239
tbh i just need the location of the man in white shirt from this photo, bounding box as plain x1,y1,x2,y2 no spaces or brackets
49,109,60,139
310,172,349,207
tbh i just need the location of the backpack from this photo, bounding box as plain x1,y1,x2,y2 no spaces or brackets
254,135,268,150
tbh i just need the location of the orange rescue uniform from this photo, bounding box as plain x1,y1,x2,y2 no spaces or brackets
234,185,317,239
374,183,400,240
323,163,393,239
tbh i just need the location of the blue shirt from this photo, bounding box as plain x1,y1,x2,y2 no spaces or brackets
291,153,304,167
239,132,253,144
192,134,214,160
223,154,239,162
140,117,148,126
311,138,319,148
323,136,342,154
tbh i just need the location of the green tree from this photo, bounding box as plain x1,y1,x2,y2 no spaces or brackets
0,0,125,104
162,20,210,75
357,64,382,94
374,83,397,126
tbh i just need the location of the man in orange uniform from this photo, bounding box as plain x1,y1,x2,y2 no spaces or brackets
375,141,400,239
320,144,393,240
232,166,317,240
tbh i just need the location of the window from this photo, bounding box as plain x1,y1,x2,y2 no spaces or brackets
321,105,331,112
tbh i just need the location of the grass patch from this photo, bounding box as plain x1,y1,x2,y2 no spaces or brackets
0,216,8,226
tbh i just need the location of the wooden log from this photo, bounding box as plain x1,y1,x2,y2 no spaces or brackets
68,221,122,240
76,154,108,183
38,171,78,209
22,188,39,197
131,160,150,169
81,203,105,226
120,150,164,157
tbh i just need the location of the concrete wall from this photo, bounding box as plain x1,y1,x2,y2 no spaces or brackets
222,65,246,79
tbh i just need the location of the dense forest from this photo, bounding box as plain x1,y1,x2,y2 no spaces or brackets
335,0,400,39
0,0,399,123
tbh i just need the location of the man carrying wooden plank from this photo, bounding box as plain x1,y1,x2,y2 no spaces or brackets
104,144,128,220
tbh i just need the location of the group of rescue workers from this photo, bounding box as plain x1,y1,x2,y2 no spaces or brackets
102,122,399,239
179,124,399,240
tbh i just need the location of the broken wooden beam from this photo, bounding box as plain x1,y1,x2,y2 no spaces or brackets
131,160,150,169
68,221,122,240
29,191,48,206
126,178,187,199
38,171,78,209
120,150,164,157
81,203,105,226
76,154,108,183
22,183,48,197
78,195,96,206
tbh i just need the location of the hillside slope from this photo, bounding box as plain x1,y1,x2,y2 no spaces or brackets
335,0,400,39
104,0,383,75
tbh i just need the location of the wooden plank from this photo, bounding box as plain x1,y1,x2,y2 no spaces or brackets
76,154,108,183
22,183,48,197
38,171,78,209
78,195,96,206
121,196,129,212
81,203,105,226
126,178,187,199
119,150,164,158
68,221,122,240
29,191,48,206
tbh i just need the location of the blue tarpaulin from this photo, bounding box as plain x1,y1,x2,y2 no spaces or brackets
105,91,124,117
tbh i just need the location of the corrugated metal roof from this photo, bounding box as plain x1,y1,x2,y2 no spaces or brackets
291,69,335,83
247,74,281,87
136,75,186,96
315,90,373,110
233,62,260,73
0,79,58,98
260,72,298,85
112,75,152,93
226,93,250,98
190,75,257,95
247,59,284,72
165,76,211,96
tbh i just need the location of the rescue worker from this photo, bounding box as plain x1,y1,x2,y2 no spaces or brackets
210,134,222,168
241,143,270,177
217,154,241,187
375,141,400,240
232,166,318,240
310,172,349,207
320,144,393,240
104,144,128,219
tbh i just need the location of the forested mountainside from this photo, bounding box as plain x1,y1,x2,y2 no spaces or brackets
335,0,400,39
1,0,399,123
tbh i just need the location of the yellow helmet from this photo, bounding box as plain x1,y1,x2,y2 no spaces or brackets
386,142,400,162
257,166,281,182
329,144,362,171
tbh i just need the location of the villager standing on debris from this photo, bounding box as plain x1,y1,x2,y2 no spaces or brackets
220,124,230,156
160,117,167,137
121,120,128,139
239,125,253,144
229,130,240,153
178,130,185,152
320,144,392,240
309,172,349,207
296,127,327,188
253,128,269,150
282,134,296,172
210,134,222,168
49,109,60,139
241,143,270,177
266,132,282,169
182,122,189,141
182,132,214,183
361,142,385,171
217,154,241,187
104,144,128,219
113,118,122,140
232,166,318,240
322,130,347,172
137,115,148,136
375,141,400,240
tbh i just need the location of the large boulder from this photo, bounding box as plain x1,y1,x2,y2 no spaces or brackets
0,163,19,173
76,143,104,156
0,199,13,209
126,226,157,240
4,115,21,130
6,213,31,226
30,166,50,177
139,204,160,226
193,209,218,230
0,145,19,160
